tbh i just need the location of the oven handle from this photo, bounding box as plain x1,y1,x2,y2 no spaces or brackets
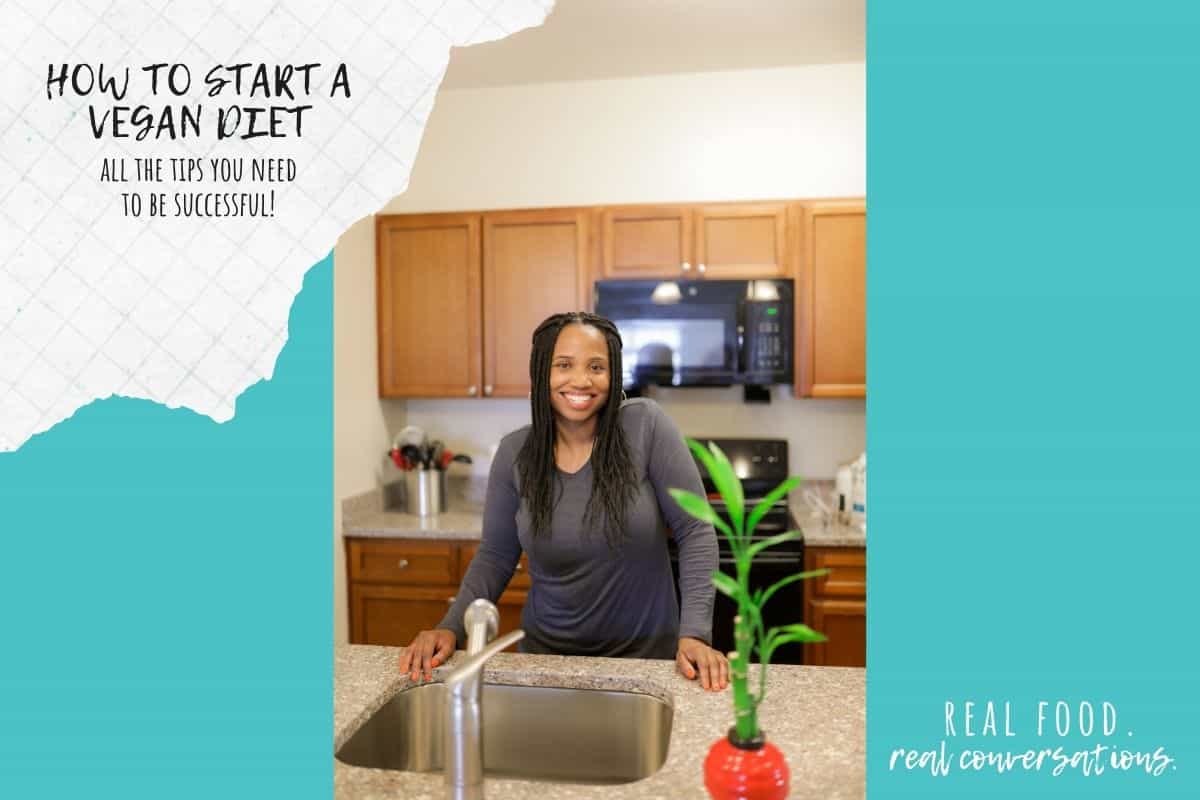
717,555,803,566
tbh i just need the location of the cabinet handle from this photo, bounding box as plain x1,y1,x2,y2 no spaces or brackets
484,385,493,396
447,596,457,605
467,385,477,396
514,563,523,572
681,261,692,272
396,558,409,569
697,263,707,274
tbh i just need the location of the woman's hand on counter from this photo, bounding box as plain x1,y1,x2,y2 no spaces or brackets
398,628,456,682
676,636,729,691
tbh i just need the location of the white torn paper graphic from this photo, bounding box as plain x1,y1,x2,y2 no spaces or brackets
0,0,554,452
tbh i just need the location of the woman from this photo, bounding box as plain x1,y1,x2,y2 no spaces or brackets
399,312,729,690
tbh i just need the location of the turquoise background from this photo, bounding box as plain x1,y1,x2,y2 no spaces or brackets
0,255,332,798
870,0,1198,796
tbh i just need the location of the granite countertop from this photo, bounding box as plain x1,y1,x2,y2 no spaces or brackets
335,645,865,799
343,484,866,549
342,479,484,539
344,506,484,539
787,483,866,549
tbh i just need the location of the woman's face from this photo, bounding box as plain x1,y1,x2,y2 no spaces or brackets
548,323,611,425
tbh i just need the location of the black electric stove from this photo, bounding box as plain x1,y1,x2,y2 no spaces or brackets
668,437,806,664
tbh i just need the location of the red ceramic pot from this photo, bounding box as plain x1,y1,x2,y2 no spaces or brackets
704,728,789,800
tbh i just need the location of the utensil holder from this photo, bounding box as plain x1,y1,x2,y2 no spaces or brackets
405,468,446,517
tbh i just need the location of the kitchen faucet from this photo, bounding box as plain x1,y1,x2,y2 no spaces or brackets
445,599,524,800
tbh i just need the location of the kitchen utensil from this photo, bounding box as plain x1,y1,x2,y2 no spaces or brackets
401,444,422,470
438,450,454,471
389,448,416,471
430,440,444,470
451,454,473,465
394,425,426,450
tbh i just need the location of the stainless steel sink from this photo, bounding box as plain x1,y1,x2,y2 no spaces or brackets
336,683,673,784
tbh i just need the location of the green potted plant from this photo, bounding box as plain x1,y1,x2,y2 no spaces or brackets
670,439,829,800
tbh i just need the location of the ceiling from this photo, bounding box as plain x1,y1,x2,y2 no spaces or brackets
441,0,865,90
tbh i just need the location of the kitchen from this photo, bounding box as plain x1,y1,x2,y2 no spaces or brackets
333,1,864,796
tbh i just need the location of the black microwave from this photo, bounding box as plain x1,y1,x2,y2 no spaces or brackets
594,279,793,388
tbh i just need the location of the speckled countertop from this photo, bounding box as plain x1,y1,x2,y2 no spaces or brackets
335,645,865,799
342,479,485,539
343,482,866,549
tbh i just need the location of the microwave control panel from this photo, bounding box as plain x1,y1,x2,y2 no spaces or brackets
744,304,792,377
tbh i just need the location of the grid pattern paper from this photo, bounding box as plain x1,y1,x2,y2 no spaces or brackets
0,0,554,451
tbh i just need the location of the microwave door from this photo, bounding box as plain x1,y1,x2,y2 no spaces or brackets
606,308,738,387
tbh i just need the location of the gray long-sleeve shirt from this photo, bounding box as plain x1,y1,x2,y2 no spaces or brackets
437,398,718,659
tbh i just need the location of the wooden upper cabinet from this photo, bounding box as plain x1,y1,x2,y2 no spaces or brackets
798,202,866,398
694,202,790,278
598,206,693,279
376,213,482,398
374,199,862,400
483,209,590,398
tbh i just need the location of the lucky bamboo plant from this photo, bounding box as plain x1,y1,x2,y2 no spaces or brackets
669,439,829,743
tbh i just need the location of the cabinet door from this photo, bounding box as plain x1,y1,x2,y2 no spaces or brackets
803,598,866,667
694,203,790,278
350,584,458,646
799,202,865,397
346,539,458,586
598,206,693,279
482,209,590,398
807,547,865,598
460,542,531,591
376,213,482,398
803,545,866,667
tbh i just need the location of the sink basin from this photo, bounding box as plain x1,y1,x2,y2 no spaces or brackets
336,682,673,784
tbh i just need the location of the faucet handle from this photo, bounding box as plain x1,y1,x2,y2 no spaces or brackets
463,598,500,656
444,629,525,689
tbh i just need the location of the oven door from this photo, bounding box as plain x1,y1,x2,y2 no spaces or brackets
720,553,807,665
669,548,807,665
595,280,740,388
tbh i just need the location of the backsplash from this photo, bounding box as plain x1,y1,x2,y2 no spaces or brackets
396,385,864,481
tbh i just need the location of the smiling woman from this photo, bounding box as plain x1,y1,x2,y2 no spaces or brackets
398,311,730,691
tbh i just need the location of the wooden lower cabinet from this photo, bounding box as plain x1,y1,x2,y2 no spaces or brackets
347,537,526,651
350,583,458,646
348,537,866,665
806,598,866,667
803,546,866,667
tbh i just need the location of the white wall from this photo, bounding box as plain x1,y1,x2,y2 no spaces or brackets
333,216,407,646
387,63,864,212
333,62,865,644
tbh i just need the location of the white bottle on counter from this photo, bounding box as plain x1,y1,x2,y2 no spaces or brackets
849,453,866,533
